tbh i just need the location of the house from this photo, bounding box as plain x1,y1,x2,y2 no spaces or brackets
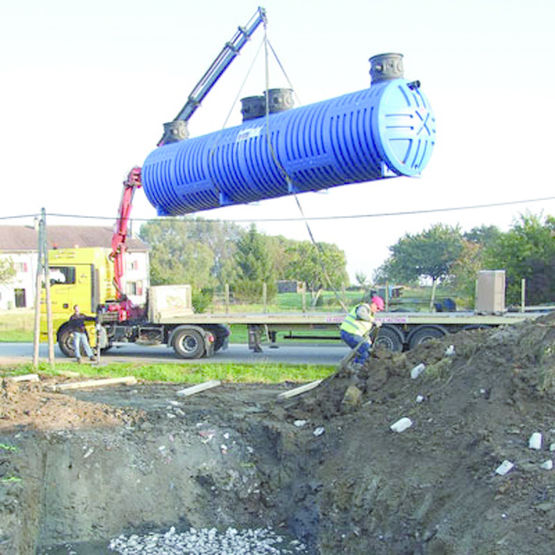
0,226,150,310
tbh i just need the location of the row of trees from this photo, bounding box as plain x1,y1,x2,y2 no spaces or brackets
374,214,554,305
138,219,349,305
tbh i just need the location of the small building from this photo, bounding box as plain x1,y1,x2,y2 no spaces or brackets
0,226,149,310
277,280,304,294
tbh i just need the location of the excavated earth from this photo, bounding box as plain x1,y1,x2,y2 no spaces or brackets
0,313,553,554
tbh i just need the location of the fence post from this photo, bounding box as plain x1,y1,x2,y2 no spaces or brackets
224,284,230,314
262,282,267,313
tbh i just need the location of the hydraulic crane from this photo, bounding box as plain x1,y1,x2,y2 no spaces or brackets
108,7,267,321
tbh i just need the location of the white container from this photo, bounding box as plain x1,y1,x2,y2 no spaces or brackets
445,345,455,357
410,363,426,379
416,395,425,403
390,417,413,433
540,460,553,470
313,427,325,437
495,460,514,476
529,432,542,450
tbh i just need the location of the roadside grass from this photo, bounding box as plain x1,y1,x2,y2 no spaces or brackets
0,309,34,342
0,360,336,384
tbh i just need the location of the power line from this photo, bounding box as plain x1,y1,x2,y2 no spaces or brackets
0,195,553,224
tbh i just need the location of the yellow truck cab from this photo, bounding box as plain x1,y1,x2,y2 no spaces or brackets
41,247,117,355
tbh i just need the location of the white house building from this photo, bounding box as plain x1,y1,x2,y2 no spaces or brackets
0,226,150,310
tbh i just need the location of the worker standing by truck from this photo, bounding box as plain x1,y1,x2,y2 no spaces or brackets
340,296,384,372
68,305,96,363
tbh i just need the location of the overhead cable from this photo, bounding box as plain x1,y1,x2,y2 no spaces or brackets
31,195,555,223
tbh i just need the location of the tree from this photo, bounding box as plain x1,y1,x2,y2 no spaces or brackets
284,241,348,305
463,225,501,246
484,213,554,304
233,225,276,301
380,224,464,285
139,220,215,289
355,272,369,289
0,257,15,284
378,224,464,308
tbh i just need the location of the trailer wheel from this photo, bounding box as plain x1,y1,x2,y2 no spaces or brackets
374,326,404,352
58,326,75,358
172,328,205,359
408,326,448,349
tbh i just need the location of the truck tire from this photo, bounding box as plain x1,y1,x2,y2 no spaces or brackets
58,325,75,358
374,326,404,352
172,328,205,359
408,326,448,349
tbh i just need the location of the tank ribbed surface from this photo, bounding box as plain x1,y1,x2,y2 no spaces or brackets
142,79,435,216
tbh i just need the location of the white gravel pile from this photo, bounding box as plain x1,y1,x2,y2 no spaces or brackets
108,526,307,554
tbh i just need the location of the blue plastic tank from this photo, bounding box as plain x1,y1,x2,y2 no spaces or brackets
142,77,435,216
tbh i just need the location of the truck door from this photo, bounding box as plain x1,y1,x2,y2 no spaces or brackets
48,264,94,314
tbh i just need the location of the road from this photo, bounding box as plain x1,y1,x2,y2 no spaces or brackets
0,341,349,367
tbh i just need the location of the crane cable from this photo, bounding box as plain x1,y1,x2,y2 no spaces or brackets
262,30,349,313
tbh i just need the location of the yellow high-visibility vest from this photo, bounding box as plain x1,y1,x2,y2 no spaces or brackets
340,304,374,336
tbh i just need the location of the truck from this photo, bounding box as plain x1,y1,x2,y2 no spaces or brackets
42,250,542,359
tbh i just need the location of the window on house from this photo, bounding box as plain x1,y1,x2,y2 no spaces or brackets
127,282,138,295
128,260,139,271
15,262,28,273
14,288,26,308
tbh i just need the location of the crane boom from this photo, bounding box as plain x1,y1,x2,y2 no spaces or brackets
108,8,266,320
158,6,266,146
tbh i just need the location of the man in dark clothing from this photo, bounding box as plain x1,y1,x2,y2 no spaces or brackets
68,305,96,363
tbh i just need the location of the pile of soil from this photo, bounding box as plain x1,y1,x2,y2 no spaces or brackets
0,313,553,554
0,377,141,431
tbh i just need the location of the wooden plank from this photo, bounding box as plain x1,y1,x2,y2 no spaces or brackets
277,379,323,400
8,374,40,383
176,380,222,397
54,376,137,391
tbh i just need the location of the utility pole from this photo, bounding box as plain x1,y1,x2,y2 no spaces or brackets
32,208,55,369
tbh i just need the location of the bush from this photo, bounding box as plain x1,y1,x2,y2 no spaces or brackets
192,289,212,313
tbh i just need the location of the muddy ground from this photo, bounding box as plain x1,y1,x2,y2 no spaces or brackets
0,313,553,554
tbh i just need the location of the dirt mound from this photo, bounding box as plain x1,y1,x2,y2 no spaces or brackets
274,312,554,553
0,377,141,431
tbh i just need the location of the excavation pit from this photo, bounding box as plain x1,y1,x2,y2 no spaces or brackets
1,313,554,554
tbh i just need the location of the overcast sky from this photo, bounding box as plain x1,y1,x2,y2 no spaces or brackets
1,0,553,280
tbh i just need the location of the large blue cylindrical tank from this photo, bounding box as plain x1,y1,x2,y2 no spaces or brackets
142,78,435,216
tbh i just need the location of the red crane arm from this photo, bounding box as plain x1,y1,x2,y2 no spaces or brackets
108,166,142,320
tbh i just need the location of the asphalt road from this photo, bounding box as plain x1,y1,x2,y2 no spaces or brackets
0,341,349,366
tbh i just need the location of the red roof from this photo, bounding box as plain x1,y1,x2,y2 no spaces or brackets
0,226,148,252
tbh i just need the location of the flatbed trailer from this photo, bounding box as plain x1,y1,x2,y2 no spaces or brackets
151,309,538,355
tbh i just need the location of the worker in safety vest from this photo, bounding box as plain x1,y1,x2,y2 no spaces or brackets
340,295,385,372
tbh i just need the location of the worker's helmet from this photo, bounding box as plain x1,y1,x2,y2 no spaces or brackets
371,295,385,311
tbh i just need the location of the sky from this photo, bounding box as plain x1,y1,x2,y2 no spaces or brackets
1,0,554,281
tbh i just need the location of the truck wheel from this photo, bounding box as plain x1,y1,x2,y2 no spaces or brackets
374,326,404,352
172,328,205,359
58,326,76,358
408,326,447,349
